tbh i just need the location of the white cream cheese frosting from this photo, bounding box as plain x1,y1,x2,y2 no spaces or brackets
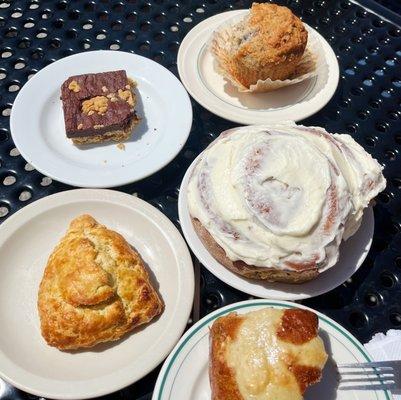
187,123,386,273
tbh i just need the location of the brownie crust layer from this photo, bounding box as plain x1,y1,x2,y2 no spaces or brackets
71,115,140,145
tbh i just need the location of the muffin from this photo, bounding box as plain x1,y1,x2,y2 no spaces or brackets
211,3,308,89
187,124,386,283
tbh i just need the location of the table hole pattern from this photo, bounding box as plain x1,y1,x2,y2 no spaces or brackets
0,0,401,398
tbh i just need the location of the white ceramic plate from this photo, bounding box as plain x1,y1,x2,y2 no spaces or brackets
10,50,192,188
178,10,339,124
152,300,391,400
178,154,374,300
0,189,194,399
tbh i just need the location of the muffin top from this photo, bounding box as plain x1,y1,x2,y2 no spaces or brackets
238,3,308,66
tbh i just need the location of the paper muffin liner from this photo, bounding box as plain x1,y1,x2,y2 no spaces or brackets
210,13,326,93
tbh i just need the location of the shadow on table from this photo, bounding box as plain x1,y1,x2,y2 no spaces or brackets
306,329,339,400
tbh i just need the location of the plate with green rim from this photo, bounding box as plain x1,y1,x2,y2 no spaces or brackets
177,10,339,125
152,299,391,400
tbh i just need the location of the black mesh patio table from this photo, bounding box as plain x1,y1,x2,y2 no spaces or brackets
0,0,401,398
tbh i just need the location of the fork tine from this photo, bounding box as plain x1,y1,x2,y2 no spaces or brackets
339,371,394,377
338,360,401,391
339,383,397,391
340,377,395,384
339,360,400,369
339,366,393,372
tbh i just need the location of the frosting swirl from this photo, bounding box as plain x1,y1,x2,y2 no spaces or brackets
187,123,386,273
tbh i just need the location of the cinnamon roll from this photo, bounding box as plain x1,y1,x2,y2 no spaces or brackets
187,123,386,283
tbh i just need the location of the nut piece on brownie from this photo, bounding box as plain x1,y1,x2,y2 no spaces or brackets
60,70,140,145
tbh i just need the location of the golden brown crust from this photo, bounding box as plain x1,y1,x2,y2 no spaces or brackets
277,309,318,345
209,309,326,399
215,3,308,88
246,3,307,64
38,215,163,350
240,3,307,86
210,313,244,400
192,218,319,283
290,365,323,394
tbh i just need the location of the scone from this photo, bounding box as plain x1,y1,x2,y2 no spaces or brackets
212,3,308,88
187,124,386,283
210,308,328,399
60,70,140,145
38,215,163,350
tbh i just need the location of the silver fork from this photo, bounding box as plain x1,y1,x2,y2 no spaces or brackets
338,360,401,391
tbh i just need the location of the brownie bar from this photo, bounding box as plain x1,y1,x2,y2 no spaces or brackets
60,70,139,144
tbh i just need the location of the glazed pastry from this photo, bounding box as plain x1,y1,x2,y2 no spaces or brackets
187,123,386,283
210,307,328,399
38,215,163,350
211,3,308,88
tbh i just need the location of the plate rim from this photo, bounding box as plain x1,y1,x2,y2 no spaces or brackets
178,149,373,300
152,299,391,400
177,9,340,124
10,50,193,188
0,188,195,399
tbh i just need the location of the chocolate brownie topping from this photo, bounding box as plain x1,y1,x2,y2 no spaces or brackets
60,70,135,138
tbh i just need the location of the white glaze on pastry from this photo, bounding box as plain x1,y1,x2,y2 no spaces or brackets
187,123,386,272
225,309,327,399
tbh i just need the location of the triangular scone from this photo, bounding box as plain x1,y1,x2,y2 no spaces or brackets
210,308,327,399
38,214,163,350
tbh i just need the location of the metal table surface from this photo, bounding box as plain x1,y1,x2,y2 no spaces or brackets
0,0,400,399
